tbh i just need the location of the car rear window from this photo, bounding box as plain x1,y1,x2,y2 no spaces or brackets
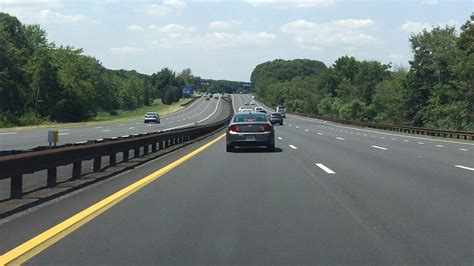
271,113,281,117
234,113,267,122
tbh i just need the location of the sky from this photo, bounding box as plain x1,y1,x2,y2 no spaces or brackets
0,0,472,81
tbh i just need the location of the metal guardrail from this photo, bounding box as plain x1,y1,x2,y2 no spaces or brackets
254,96,474,141
0,98,233,199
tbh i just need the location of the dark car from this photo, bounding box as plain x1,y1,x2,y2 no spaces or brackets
226,112,275,152
269,112,283,125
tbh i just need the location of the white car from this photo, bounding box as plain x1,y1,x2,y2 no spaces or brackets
250,101,255,105
254,106,264,112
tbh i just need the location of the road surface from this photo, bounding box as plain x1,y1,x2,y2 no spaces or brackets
0,94,472,265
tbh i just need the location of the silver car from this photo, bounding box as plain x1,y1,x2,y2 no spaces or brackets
226,112,275,152
144,112,160,123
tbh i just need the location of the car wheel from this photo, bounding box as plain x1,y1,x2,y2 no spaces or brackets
226,144,234,152
280,122,283,125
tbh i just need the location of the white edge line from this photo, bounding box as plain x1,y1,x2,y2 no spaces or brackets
455,165,474,171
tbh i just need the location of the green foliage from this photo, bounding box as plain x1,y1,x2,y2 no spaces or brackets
0,12,202,125
251,15,473,130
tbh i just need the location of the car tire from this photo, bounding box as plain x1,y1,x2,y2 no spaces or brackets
280,122,283,125
226,144,234,152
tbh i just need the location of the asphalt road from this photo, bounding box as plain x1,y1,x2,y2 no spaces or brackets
0,96,227,200
0,96,221,151
0,94,472,264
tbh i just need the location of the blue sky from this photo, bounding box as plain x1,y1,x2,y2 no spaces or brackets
1,0,471,81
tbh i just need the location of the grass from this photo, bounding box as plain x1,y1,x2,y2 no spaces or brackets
0,98,194,132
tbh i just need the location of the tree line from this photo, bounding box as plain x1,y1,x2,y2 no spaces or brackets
251,15,473,130
0,13,202,126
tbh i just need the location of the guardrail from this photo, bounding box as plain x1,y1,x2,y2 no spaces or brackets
0,98,233,200
253,96,474,141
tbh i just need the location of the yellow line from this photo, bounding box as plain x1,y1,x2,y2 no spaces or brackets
0,133,226,265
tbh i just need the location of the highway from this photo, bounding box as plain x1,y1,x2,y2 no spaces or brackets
0,94,472,264
0,96,222,151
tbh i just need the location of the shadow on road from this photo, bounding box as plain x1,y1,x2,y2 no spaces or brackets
229,147,283,153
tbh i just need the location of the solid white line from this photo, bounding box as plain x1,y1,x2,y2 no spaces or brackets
0,132,18,135
59,133,69,136
435,144,444,147
289,145,297,149
277,137,282,140
459,148,469,151
371,145,388,151
455,165,474,171
336,137,345,140
315,163,336,174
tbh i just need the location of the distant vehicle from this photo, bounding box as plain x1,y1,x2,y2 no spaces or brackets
269,112,283,125
144,112,160,124
240,108,254,112
238,106,245,112
205,97,210,100
244,102,249,105
250,101,255,105
254,106,264,112
276,106,286,118
214,95,219,99
226,112,275,152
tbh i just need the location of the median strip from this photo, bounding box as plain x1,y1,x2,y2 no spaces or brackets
0,133,227,265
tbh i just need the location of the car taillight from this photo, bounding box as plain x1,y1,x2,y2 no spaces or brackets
260,124,272,132
229,125,240,133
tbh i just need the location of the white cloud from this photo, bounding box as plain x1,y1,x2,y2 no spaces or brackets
127,24,144,32
209,20,242,30
163,0,187,9
421,0,439,5
141,0,187,16
245,0,335,8
109,46,145,55
282,19,377,49
144,4,171,16
149,24,196,33
400,20,461,34
157,31,276,50
1,7,90,24
400,21,432,34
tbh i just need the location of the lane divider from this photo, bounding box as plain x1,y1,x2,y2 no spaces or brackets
315,163,336,174
0,133,227,265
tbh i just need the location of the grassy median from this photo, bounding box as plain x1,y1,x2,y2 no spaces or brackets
0,98,194,132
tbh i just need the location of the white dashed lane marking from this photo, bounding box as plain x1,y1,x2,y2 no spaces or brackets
315,163,336,174
289,145,298,150
436,144,444,148
418,142,425,145
0,132,18,135
102,129,111,132
277,137,282,140
455,165,474,171
336,137,345,141
459,148,469,151
371,145,388,151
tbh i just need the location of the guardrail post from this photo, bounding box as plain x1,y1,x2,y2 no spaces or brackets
110,153,116,166
47,167,57,187
72,161,82,179
11,174,23,199
93,157,102,172
123,150,129,162
143,145,149,155
134,147,140,158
